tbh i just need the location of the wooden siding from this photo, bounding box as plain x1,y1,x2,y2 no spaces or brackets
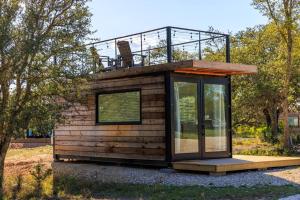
54,74,166,162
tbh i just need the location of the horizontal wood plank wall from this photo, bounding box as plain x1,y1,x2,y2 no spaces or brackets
54,74,166,162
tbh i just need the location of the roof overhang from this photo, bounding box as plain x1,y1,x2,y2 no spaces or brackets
93,60,257,80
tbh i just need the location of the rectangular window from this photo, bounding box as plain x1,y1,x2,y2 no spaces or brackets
97,90,141,124
288,116,299,127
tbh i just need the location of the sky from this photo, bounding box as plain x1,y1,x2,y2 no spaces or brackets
88,0,269,40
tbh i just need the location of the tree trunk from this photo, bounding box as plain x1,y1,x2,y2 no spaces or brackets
283,25,293,148
270,109,279,142
263,108,272,127
0,159,4,200
283,96,290,147
0,137,11,199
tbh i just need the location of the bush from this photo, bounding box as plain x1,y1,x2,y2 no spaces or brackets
30,164,52,198
234,125,272,140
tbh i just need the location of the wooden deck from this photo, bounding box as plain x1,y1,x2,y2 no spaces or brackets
93,60,257,80
172,155,300,175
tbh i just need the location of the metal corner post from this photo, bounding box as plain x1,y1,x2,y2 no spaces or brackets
226,35,230,63
166,26,172,63
225,34,232,157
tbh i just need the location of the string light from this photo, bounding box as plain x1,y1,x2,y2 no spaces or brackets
106,43,109,49
173,30,176,37
143,34,146,41
157,31,160,39
130,37,133,44
190,32,193,39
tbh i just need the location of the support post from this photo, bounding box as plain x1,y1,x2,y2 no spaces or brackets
226,35,230,63
166,26,172,63
114,39,117,59
198,32,202,60
140,33,143,65
226,35,232,158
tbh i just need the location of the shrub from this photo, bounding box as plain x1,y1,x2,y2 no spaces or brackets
11,175,23,200
30,163,52,198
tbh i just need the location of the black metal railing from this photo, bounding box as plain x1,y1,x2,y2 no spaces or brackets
84,26,230,71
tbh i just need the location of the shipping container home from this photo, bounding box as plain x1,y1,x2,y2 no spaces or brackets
53,27,257,166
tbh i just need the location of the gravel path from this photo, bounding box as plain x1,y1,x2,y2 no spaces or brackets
279,194,300,200
53,162,300,187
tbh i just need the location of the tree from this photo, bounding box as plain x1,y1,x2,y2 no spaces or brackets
252,0,300,147
204,24,299,142
231,24,286,141
0,0,93,197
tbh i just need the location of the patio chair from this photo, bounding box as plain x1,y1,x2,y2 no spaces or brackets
117,40,146,67
90,46,105,73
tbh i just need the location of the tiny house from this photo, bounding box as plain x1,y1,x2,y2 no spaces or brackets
54,27,257,166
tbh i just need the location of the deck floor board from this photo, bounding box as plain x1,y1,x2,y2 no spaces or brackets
172,155,300,173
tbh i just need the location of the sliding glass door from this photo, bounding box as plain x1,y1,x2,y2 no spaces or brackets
171,75,230,160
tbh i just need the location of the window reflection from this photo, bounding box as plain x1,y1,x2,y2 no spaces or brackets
204,84,227,152
174,82,198,154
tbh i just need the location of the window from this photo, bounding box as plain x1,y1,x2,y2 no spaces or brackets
96,90,141,124
288,116,299,127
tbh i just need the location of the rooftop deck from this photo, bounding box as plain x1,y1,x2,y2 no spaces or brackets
93,60,257,80
172,155,300,175
85,26,231,71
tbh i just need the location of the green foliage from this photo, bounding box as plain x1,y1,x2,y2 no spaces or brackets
0,0,93,138
30,164,52,198
11,175,22,200
234,126,260,138
205,23,299,143
252,0,300,148
0,0,94,196
234,125,274,141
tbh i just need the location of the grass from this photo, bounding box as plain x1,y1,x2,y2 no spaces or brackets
52,176,300,200
5,174,300,200
6,145,52,159
4,146,300,199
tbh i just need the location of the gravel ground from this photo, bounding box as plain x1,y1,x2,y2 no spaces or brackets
53,162,300,187
279,194,300,200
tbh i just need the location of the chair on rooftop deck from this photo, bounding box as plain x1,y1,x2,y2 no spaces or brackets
90,46,106,73
117,40,146,68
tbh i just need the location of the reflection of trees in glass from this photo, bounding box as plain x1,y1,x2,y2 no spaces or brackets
205,84,227,151
204,84,226,129
205,85,224,118
179,97,197,123
174,81,198,153
98,91,140,122
174,82,198,124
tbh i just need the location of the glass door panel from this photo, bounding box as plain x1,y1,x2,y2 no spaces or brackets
204,84,227,153
174,81,199,154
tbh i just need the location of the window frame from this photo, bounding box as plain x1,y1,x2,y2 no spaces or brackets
95,88,142,125
170,73,231,161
